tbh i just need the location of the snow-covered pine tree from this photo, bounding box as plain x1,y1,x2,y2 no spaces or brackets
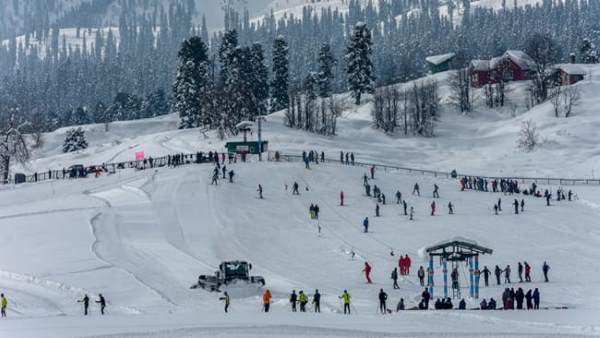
173,36,211,129
219,30,239,86
271,35,289,112
318,43,336,98
346,22,375,105
62,127,88,153
250,43,269,118
141,89,169,118
303,71,318,131
0,117,29,182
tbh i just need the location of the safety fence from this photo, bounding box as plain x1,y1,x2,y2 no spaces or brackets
267,151,600,186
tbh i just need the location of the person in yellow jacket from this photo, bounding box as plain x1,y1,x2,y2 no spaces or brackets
262,289,272,313
298,291,308,312
219,291,231,313
1,293,7,318
339,290,351,314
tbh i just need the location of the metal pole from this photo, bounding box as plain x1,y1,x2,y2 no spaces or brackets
258,116,262,162
474,255,480,299
443,258,448,298
428,255,434,298
469,257,474,298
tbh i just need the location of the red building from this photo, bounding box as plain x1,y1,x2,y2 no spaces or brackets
551,64,586,85
470,50,536,87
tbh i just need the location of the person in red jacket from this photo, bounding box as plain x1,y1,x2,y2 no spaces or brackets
363,262,372,283
524,262,532,282
399,256,405,275
340,191,344,206
431,200,436,216
405,255,412,275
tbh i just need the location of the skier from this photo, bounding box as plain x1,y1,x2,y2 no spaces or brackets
521,199,525,212
494,265,502,285
370,165,375,179
413,183,420,196
211,170,219,185
340,290,351,314
448,202,454,214
340,191,344,206
290,290,298,312
515,288,525,310
228,170,234,183
410,206,415,220
382,193,386,205
568,190,573,201
513,199,519,214
504,265,512,284
431,200,436,216
378,289,388,314
350,153,355,165
220,291,231,313
482,266,491,287
542,261,550,282
518,262,524,283
396,191,402,204
375,204,380,217
365,183,371,197
312,289,321,313
363,262,372,284
533,288,540,309
363,217,369,233
263,289,272,312
524,261,532,282
298,291,308,312
222,165,227,179
78,294,90,316
403,200,408,215
546,193,551,206
258,184,263,199
292,182,300,195
0,294,6,318
96,294,106,315
433,184,440,198
391,268,399,289
418,266,425,287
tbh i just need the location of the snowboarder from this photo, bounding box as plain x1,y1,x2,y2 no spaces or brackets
340,191,344,206
258,184,263,199
433,184,440,198
292,182,300,195
263,289,272,312
504,265,512,284
410,206,414,220
0,294,6,318
431,200,436,216
533,288,540,309
378,289,388,314
413,183,420,196
340,290,351,314
542,261,550,282
518,262,524,283
363,217,369,233
482,266,491,287
494,265,502,285
524,261,532,282
396,191,402,204
513,199,519,214
220,292,231,313
403,200,408,215
391,268,399,289
313,290,321,313
418,266,425,287
375,204,380,217
448,202,454,214
298,291,308,312
363,262,372,284
228,170,234,183
78,294,90,316
290,290,298,312
96,294,106,315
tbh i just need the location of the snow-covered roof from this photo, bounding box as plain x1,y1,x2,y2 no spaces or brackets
425,52,456,66
554,64,587,75
470,60,490,71
490,50,536,70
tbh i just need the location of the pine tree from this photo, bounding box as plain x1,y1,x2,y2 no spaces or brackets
62,127,88,153
250,43,269,118
173,36,211,129
318,43,336,98
346,22,375,105
219,30,238,85
271,35,289,112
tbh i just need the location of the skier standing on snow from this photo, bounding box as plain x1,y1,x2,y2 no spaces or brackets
494,265,502,285
413,183,420,196
78,294,90,316
220,291,231,313
542,262,550,282
391,268,399,289
482,266,491,287
418,266,425,286
263,289,272,312
403,200,408,215
433,184,440,198
363,217,369,233
298,291,308,312
258,184,263,199
513,199,519,214
375,204,380,217
292,182,300,195
518,262,524,283
546,193,551,206
290,290,298,312
312,290,321,313
524,262,532,282
448,202,454,214
431,200,436,216
96,294,106,315
340,290,351,314
340,191,344,206
396,191,402,204
378,289,388,314
363,262,373,284
211,170,219,185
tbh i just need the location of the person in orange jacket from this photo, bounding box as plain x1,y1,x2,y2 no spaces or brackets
263,289,272,312
363,262,373,284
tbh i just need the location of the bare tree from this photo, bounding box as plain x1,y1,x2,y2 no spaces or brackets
0,117,29,182
449,67,472,113
517,119,540,152
550,85,581,118
563,86,581,118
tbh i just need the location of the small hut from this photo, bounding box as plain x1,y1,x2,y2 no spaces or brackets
425,53,456,74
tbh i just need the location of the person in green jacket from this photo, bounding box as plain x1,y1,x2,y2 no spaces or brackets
340,290,351,314
219,291,231,313
1,294,7,318
298,291,308,312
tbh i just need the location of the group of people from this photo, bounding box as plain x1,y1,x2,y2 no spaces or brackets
210,165,235,185
500,287,541,310
340,151,356,166
309,204,321,220
289,290,315,312
479,261,550,287
77,294,107,316
434,297,466,310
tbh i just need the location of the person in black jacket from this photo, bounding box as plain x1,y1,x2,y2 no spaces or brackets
289,290,297,312
533,288,540,309
515,288,525,310
312,290,321,313
494,265,502,285
482,266,491,287
421,288,431,309
378,289,388,314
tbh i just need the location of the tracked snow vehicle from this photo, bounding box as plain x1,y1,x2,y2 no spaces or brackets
192,261,265,291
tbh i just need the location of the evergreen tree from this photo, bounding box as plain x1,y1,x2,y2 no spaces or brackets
219,30,239,85
250,43,269,117
346,22,375,105
62,127,88,153
318,43,336,98
141,89,169,118
271,35,289,112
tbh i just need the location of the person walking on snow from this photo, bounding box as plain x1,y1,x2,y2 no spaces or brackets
391,268,399,289
403,200,408,215
211,171,219,185
513,199,519,214
494,204,499,215
378,289,388,314
542,262,550,282
448,202,454,214
96,294,106,315
292,182,300,195
222,165,227,179
396,191,402,204
340,191,344,206
340,290,351,314
404,255,412,275
431,200,436,216
370,165,375,179
494,265,502,285
433,184,440,198
482,266,491,287
257,184,263,199
524,262,532,282
228,170,234,183
312,290,321,313
418,266,426,286
78,294,90,316
220,292,231,313
0,294,7,318
413,183,420,196
518,262,524,283
263,289,272,312
363,262,373,283
363,217,369,233
290,290,298,312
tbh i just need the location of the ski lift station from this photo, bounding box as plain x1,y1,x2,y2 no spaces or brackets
225,121,269,155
